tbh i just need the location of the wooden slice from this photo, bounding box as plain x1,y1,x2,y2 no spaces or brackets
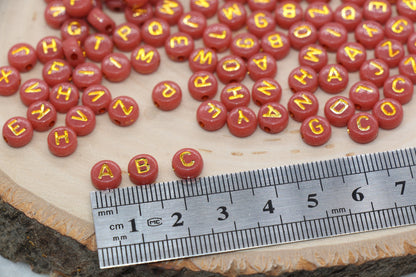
1,1,416,276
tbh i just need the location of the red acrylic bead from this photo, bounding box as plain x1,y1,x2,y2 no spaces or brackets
288,21,318,50
178,11,207,39
63,0,93,17
227,106,258,138
42,59,72,87
260,31,291,61
44,1,70,29
318,22,348,52
108,96,139,126
165,32,194,62
190,0,218,18
188,71,218,101
347,113,378,144
220,83,250,111
87,8,116,35
84,34,114,63
374,39,405,68
152,80,182,111
318,64,349,94
124,4,154,26
62,37,86,68
385,16,414,44
397,0,416,21
27,101,57,132
2,116,33,148
128,154,159,185
336,42,367,72
7,43,37,72
230,33,261,60
324,96,355,127
36,36,64,64
203,23,232,52
362,0,391,24
105,0,126,11
288,65,318,93
360,59,390,88
61,19,90,44
287,91,319,122
334,3,362,32
131,44,160,74
141,18,171,48
246,11,276,39
304,2,333,29
155,0,184,25
65,105,96,136
82,84,113,115
258,103,289,134
49,82,80,113
217,2,247,30
246,53,277,81
196,100,227,131
0,66,21,96
349,80,380,110
383,75,414,104
47,126,78,157
72,62,102,91
298,44,328,72
172,148,203,179
372,98,403,130
248,0,276,12
301,116,331,146
188,47,218,73
399,55,416,84
252,78,282,106
113,22,141,52
101,53,131,82
216,55,247,84
19,79,49,107
90,160,122,190
275,1,303,29
354,20,384,49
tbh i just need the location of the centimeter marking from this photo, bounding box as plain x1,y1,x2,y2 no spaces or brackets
91,147,416,269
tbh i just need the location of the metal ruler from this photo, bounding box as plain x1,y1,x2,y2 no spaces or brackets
91,147,416,269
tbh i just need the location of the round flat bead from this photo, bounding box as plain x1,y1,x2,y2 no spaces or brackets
155,0,183,25
61,19,89,44
252,78,282,106
124,4,154,26
20,79,49,107
324,96,355,127
90,160,122,190
399,55,416,84
407,33,416,55
304,2,333,29
288,65,318,93
288,21,318,50
177,11,207,39
82,84,113,115
165,32,194,62
196,100,227,131
230,33,260,60
65,105,96,136
260,31,291,61
248,0,276,12
36,36,64,64
220,83,250,111
128,154,158,185
374,39,405,68
188,47,217,73
62,37,86,68
258,103,289,134
227,106,257,137
44,1,70,29
131,45,160,74
385,16,414,44
363,0,391,24
7,43,37,72
287,91,319,122
108,96,139,126
372,98,403,130
318,64,349,94
301,116,331,146
359,59,389,87
42,59,72,87
101,53,131,82
347,113,378,144
246,53,277,81
47,126,77,157
217,2,247,30
246,11,276,39
216,55,247,84
349,80,379,110
188,71,217,101
49,82,79,113
275,1,303,29
27,101,57,132
72,62,102,91
113,23,141,52
334,3,362,32
87,8,115,35
63,0,93,17
141,18,171,48
190,0,218,18
354,20,384,49
336,42,367,72
203,23,232,52
0,66,21,96
152,80,182,111
172,148,203,179
383,75,414,104
318,22,348,52
2,116,33,148
397,0,416,20
298,44,328,72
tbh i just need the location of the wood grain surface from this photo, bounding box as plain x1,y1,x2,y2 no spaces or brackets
1,1,416,276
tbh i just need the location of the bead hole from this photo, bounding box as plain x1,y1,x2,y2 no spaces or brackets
198,121,205,128
289,111,295,118
71,53,78,60
25,64,33,71
153,101,160,108
105,25,113,34
98,108,106,114
177,56,185,62
201,95,209,101
114,119,121,125
264,127,271,133
255,100,262,106
3,136,8,143
354,104,362,110
49,121,55,127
